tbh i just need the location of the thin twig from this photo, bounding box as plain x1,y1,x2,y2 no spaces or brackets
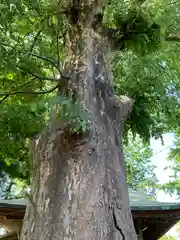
0,95,10,103
29,30,42,56
57,30,60,69
0,80,58,104
0,78,36,104
39,79,43,90
8,32,32,56
0,85,58,97
165,36,180,42
57,31,67,64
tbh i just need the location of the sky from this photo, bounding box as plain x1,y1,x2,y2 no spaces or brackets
150,133,176,201
150,133,179,237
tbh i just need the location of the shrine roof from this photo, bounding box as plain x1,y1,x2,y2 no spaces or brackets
0,189,180,240
0,199,27,209
128,187,180,211
0,188,179,212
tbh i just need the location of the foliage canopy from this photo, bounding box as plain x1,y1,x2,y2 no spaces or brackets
0,0,180,197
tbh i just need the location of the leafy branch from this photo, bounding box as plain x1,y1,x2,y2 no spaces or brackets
0,42,68,79
16,65,60,82
165,36,180,42
0,84,58,103
0,78,37,104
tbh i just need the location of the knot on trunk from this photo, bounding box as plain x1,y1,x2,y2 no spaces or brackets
34,120,89,154
110,95,134,120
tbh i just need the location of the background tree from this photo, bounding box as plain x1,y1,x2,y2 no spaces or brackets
161,131,180,198
159,222,180,240
124,134,158,198
160,236,176,240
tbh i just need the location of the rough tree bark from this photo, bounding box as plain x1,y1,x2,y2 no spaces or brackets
20,1,137,239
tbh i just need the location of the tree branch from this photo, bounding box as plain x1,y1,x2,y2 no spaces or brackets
0,78,37,104
28,30,42,56
165,36,180,42
0,84,58,102
56,31,66,68
16,65,60,82
57,31,60,69
0,42,69,78
0,94,10,103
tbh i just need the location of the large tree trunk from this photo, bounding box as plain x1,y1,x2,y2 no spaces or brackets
20,1,137,239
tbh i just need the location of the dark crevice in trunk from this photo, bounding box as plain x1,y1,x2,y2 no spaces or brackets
112,209,125,240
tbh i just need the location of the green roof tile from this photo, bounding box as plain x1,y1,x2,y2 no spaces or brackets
128,188,180,210
0,189,179,211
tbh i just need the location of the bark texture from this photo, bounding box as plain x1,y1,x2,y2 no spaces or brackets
20,1,137,239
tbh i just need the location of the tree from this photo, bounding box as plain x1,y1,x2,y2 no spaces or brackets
160,236,176,240
0,0,180,239
161,131,180,198
124,134,158,198
159,222,180,240
0,133,159,201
